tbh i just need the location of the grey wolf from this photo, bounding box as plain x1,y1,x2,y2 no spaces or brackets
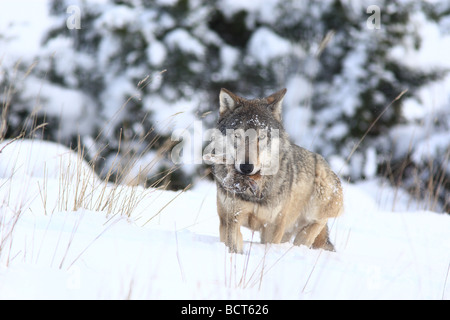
206,88,343,253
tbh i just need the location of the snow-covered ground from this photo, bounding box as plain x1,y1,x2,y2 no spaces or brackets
1,0,449,300
0,139,449,299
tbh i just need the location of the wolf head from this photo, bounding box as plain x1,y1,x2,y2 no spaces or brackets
208,88,288,201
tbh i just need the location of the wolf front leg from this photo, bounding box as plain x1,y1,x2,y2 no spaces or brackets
219,217,243,253
217,200,244,253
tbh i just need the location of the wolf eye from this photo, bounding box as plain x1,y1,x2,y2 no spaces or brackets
234,132,241,139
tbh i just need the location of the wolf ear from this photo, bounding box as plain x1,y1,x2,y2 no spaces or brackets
219,88,240,117
265,88,287,121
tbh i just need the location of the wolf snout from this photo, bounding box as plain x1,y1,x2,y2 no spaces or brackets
239,163,254,175
236,162,260,175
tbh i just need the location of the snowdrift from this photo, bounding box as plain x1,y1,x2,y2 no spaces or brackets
0,139,449,299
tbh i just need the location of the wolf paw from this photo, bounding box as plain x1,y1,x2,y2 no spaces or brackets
225,243,244,254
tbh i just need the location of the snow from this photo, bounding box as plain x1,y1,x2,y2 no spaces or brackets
0,139,95,180
165,28,206,59
0,0,52,63
389,10,450,119
363,147,377,179
411,131,450,170
218,0,282,26
94,5,137,31
248,27,292,66
144,96,199,136
1,139,449,299
146,41,167,66
21,76,96,140
390,11,450,70
39,36,96,88
218,45,240,80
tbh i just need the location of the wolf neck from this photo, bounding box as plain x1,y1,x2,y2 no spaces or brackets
217,181,269,204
